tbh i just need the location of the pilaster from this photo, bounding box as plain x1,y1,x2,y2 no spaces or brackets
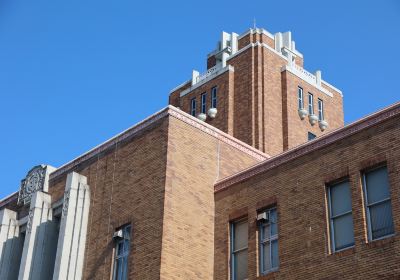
53,172,90,280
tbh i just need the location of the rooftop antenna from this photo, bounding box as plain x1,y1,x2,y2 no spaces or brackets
253,17,257,29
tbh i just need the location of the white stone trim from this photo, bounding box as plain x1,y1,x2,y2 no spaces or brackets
0,209,21,279
322,80,343,96
169,79,191,94
282,64,334,98
0,191,18,209
237,28,274,40
179,65,234,97
53,172,90,280
18,191,52,280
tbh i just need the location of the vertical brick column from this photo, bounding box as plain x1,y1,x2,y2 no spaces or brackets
53,172,90,280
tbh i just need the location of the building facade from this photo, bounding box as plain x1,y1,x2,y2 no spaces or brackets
0,27,399,280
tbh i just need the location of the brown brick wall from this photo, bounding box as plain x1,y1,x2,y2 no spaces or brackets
160,117,261,279
49,118,170,280
179,70,233,133
39,112,263,280
214,116,400,279
208,55,217,69
169,30,342,157
282,71,344,150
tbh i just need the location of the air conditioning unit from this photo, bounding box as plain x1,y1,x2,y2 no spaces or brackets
257,211,269,223
113,229,123,239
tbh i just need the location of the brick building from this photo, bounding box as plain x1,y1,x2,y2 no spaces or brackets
0,27,399,280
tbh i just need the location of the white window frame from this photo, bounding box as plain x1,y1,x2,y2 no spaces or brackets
327,180,355,252
201,92,207,114
113,224,132,280
298,87,304,109
230,219,248,280
190,98,196,116
211,87,217,108
362,165,395,241
308,93,314,115
259,207,279,275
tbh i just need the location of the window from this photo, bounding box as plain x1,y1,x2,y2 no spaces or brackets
201,93,207,114
211,86,217,108
327,180,355,252
362,166,394,240
298,87,304,109
308,93,314,115
318,98,324,121
191,98,196,116
259,208,279,275
113,224,132,280
231,219,248,280
308,132,316,141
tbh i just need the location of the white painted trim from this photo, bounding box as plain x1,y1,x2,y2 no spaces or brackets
293,48,303,58
179,65,234,97
322,81,343,96
260,43,288,61
0,191,18,208
226,42,289,64
282,65,334,98
169,79,191,94
237,28,274,40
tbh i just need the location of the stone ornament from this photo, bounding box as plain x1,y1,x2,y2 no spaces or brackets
26,210,34,234
17,165,47,206
208,108,218,118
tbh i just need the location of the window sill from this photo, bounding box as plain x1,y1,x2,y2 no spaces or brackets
363,233,397,249
257,270,279,280
327,246,355,258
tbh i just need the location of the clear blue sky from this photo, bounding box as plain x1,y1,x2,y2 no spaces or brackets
1,0,399,198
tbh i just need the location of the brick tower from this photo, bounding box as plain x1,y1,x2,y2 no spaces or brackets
169,28,344,156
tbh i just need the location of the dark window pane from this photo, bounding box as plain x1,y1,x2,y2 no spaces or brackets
308,132,316,141
234,249,248,280
117,242,124,255
333,213,355,250
330,181,352,216
261,224,270,240
366,167,390,204
271,240,279,269
262,243,270,273
370,201,394,239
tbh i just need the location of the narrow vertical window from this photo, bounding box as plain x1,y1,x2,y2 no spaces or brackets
363,166,394,240
211,86,217,108
298,87,304,109
327,180,355,252
259,208,279,275
308,93,314,115
113,224,132,280
201,93,207,114
231,219,248,280
191,98,196,116
318,98,324,121
308,132,316,141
